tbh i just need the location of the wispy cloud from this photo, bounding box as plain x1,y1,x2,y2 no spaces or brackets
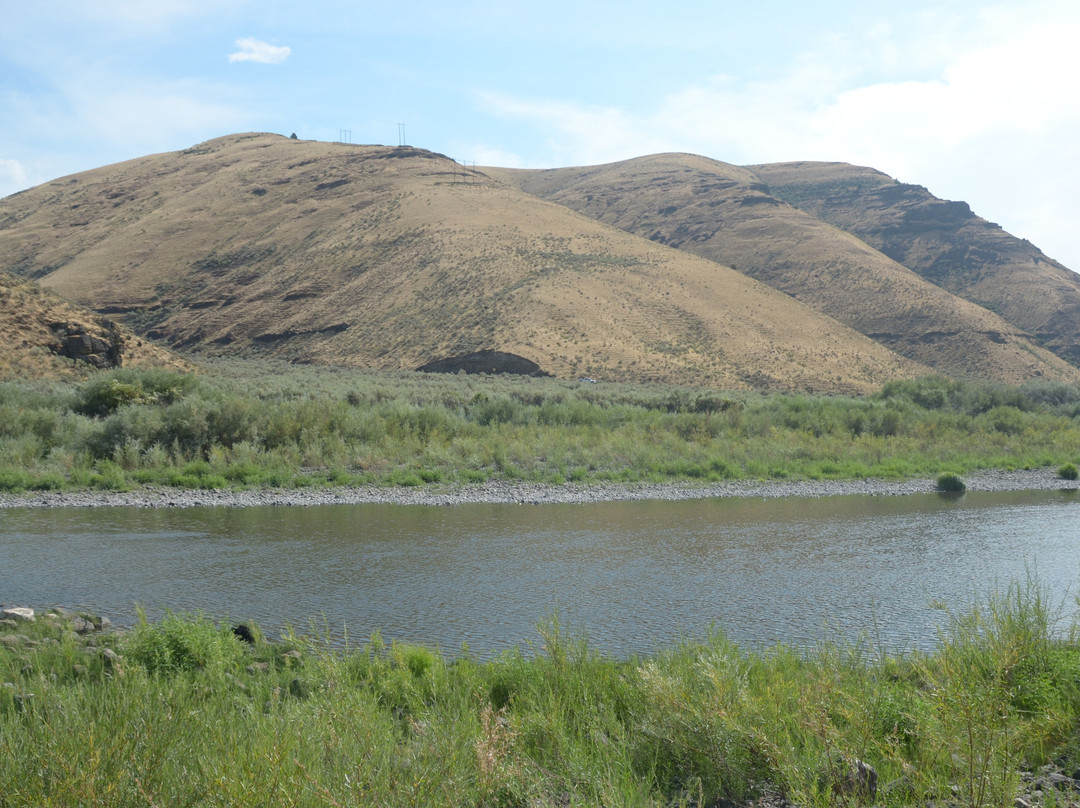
73,81,250,145
476,93,669,166
478,7,1080,268
229,37,291,65
0,68,253,198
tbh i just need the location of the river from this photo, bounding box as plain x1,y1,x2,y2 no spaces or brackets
2,488,1078,656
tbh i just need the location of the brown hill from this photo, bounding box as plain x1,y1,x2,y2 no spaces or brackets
748,161,1080,367
0,271,186,379
487,154,1080,385
0,133,930,393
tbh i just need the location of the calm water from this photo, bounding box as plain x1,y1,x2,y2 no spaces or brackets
2,489,1079,656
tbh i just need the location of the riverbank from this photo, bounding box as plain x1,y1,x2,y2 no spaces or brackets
4,594,1080,808
0,466,1076,509
4,367,1080,505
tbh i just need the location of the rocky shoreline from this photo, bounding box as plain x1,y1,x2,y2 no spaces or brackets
0,467,1076,509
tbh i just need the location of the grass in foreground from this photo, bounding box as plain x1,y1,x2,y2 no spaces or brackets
0,363,1079,492
3,580,1080,807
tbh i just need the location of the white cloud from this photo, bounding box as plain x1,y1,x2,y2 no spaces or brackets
480,7,1080,269
476,93,670,166
229,37,291,65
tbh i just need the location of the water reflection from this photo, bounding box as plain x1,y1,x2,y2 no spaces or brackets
1,489,1078,656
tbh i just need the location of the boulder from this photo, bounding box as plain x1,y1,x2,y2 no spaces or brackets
0,607,34,623
70,616,96,634
837,759,878,803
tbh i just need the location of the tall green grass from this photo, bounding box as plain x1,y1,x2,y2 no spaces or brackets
2,580,1079,807
1,363,1079,492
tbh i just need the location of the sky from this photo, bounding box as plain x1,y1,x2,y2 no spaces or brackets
3,0,1080,270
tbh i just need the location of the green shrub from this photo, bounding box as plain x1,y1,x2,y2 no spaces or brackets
75,369,196,417
0,469,31,492
123,610,247,675
76,378,150,417
1058,463,1079,481
878,376,957,409
28,471,66,491
471,396,521,426
388,469,423,487
91,459,129,491
936,472,966,492
981,405,1027,435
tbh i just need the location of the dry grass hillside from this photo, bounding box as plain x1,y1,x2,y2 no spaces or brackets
749,161,1080,367
0,133,934,393
0,272,186,379
488,154,1080,385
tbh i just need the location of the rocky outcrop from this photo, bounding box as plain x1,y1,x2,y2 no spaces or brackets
0,271,185,379
751,161,1080,369
48,319,124,368
417,350,550,377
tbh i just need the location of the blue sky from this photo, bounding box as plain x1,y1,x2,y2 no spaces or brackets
3,0,1080,269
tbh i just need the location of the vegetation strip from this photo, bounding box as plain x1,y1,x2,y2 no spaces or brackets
3,580,1080,807
2,363,1080,499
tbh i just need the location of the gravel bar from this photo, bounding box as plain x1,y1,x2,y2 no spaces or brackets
0,468,1076,509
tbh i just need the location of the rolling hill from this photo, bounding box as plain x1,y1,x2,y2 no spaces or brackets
749,160,1080,367
487,154,1080,386
1,132,1077,391
0,133,933,393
